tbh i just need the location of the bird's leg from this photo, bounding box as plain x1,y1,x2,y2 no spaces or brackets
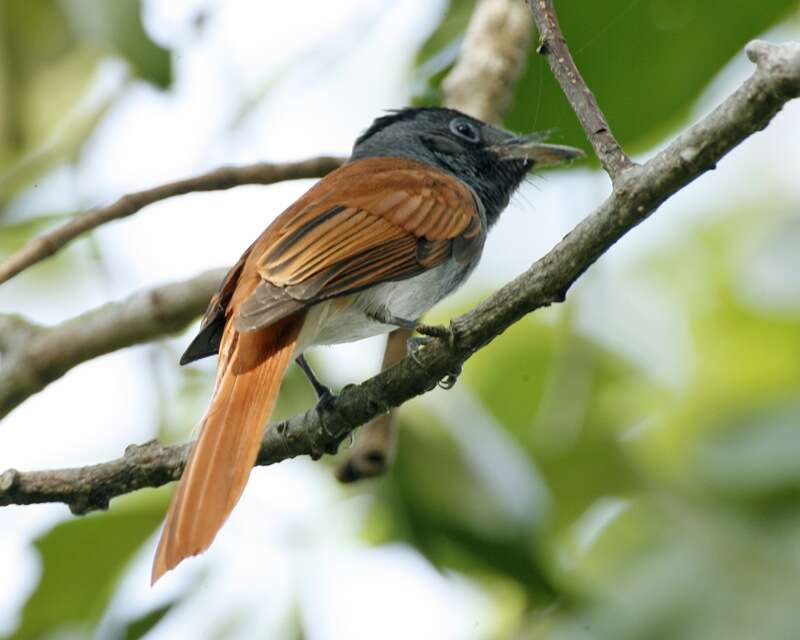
367,306,461,389
367,306,454,345
296,354,344,447
296,354,334,406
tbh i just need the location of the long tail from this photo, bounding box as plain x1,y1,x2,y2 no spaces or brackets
151,312,304,584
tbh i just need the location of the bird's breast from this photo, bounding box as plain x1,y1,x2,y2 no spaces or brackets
299,256,478,350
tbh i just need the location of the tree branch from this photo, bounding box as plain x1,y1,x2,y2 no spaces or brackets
0,269,226,419
2,38,798,512
441,0,532,124
0,314,43,354
527,0,634,181
0,156,345,285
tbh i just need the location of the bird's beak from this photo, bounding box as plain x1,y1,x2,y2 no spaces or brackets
492,134,585,166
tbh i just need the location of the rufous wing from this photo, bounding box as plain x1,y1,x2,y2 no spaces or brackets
235,157,483,332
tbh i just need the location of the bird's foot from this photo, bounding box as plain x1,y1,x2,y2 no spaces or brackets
405,335,462,390
368,306,455,347
368,307,460,388
310,389,341,458
314,388,337,413
414,322,454,347
437,363,462,390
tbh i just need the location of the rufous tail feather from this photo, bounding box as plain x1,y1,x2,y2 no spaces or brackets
151,312,304,584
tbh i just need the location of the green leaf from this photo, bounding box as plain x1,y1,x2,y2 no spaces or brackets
416,0,476,69
60,0,172,88
120,602,176,640
417,0,799,153
0,0,94,163
540,204,800,639
12,496,165,639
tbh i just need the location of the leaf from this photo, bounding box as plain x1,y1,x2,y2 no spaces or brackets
120,602,176,640
12,496,165,639
0,0,92,162
0,87,115,210
416,0,799,154
548,501,800,640
416,0,476,69
60,0,172,88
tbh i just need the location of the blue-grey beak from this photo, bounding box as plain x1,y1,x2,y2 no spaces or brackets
492,134,585,166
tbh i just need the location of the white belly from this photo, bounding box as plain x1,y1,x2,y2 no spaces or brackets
294,258,477,353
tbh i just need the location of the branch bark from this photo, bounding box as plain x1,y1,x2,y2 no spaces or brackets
2,38,798,512
0,269,226,419
0,156,345,285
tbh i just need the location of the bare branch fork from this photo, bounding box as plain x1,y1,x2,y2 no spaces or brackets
1,0,799,511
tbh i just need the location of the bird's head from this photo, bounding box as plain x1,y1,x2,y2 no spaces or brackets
352,107,584,225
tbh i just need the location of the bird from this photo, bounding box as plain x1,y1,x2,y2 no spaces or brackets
151,106,582,583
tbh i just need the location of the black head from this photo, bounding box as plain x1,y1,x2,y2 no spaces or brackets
351,107,582,227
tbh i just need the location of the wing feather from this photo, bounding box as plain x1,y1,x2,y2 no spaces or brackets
222,157,482,333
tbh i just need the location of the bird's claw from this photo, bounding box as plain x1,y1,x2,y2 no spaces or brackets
313,389,340,445
406,335,432,364
314,389,336,413
437,363,462,390
405,336,462,390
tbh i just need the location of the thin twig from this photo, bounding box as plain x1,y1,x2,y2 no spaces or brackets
0,156,345,285
527,0,634,181
2,39,798,511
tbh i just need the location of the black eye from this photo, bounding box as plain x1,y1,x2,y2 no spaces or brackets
449,118,480,143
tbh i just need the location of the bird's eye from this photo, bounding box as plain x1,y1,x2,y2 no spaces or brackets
449,118,480,143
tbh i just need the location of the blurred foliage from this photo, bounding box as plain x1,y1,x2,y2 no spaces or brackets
11,494,167,639
60,0,171,89
546,207,800,640
0,0,170,211
416,0,800,154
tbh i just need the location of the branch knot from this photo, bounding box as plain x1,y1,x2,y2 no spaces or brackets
0,468,19,493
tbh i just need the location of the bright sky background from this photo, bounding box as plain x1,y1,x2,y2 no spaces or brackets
0,1,799,638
